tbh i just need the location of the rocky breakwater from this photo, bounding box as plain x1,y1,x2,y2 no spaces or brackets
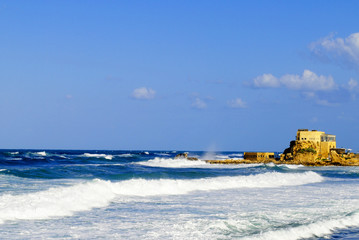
174,153,198,161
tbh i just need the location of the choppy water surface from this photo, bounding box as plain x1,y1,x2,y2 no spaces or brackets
0,150,359,239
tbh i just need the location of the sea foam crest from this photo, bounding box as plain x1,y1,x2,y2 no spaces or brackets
245,211,359,240
82,153,113,160
0,171,323,224
35,151,47,156
118,154,134,158
137,157,208,168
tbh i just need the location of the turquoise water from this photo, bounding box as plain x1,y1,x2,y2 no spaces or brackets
1,150,359,239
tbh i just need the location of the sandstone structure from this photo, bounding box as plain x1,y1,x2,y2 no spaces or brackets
281,129,336,161
175,153,188,159
207,129,359,166
277,129,358,166
243,152,275,163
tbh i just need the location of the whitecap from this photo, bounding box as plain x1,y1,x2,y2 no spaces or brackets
281,164,305,169
35,151,47,156
244,211,359,240
117,154,134,158
137,157,208,168
156,153,171,157
7,158,22,161
0,171,323,224
82,153,113,160
229,153,244,157
265,162,276,167
114,171,323,197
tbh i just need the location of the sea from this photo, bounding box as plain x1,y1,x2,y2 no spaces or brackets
0,149,359,240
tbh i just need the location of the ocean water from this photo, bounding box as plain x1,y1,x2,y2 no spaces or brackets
1,150,359,240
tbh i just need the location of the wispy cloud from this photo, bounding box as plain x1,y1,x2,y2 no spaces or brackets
191,97,207,109
346,78,358,91
302,91,342,107
315,99,339,107
344,78,359,100
309,32,359,70
227,98,247,108
131,87,156,100
252,70,336,91
251,71,358,107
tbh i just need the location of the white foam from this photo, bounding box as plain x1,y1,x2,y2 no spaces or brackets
265,162,276,167
156,153,171,156
118,154,134,158
201,153,242,160
6,158,22,161
246,212,359,240
114,171,323,196
82,153,113,160
9,152,19,155
137,157,208,168
0,171,323,224
35,151,47,156
0,180,115,224
230,153,244,157
0,169,6,172
281,164,305,169
144,152,149,155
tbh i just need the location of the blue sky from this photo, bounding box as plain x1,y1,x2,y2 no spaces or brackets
1,1,359,151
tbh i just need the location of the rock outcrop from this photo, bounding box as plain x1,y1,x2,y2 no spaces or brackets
174,153,198,161
175,153,188,159
281,140,319,161
278,139,359,166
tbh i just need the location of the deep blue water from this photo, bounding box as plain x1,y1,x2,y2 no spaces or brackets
1,149,359,239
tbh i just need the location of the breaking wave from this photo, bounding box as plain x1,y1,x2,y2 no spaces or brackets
0,171,323,224
137,157,208,168
82,153,113,160
35,151,47,156
117,154,135,158
245,211,359,240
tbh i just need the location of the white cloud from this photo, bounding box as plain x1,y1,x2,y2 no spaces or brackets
192,97,207,109
310,32,359,69
253,74,280,88
228,98,247,108
311,117,318,123
302,91,316,99
347,78,358,91
281,70,335,91
132,87,156,100
252,70,336,91
316,99,339,107
301,91,340,107
345,78,359,100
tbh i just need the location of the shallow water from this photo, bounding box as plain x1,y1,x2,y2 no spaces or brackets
0,150,358,239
